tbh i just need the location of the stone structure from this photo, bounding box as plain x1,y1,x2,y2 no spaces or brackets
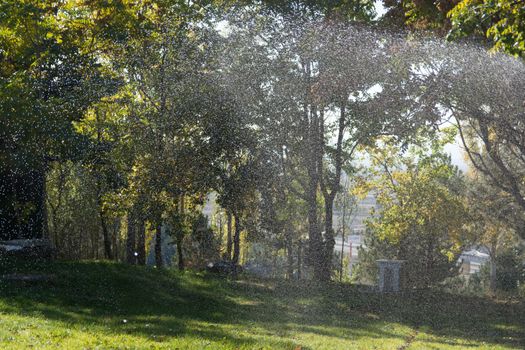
377,259,404,293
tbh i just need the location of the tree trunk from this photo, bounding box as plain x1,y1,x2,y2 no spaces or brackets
305,105,327,281
489,259,497,294
41,165,49,240
217,214,224,245
136,219,146,265
155,224,163,268
297,239,303,280
488,239,498,295
113,218,120,261
48,163,66,252
126,211,136,264
91,229,97,259
99,209,113,260
177,195,185,270
232,214,241,265
95,173,113,260
177,233,184,271
306,110,322,278
307,176,323,280
286,234,294,280
321,104,346,282
340,202,346,282
322,196,336,281
225,211,233,261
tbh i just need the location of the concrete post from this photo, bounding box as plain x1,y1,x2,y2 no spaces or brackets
377,259,405,293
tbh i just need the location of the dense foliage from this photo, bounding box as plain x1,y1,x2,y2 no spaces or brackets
356,134,472,288
1,0,524,288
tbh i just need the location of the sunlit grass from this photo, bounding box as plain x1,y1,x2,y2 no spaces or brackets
0,261,523,349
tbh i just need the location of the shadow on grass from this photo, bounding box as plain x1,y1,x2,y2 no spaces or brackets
218,276,525,348
0,261,523,349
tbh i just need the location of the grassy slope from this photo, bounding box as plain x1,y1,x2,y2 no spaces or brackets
0,262,523,350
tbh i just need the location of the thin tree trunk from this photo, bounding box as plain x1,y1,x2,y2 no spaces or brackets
340,198,346,282
232,214,241,265
321,105,346,282
136,219,146,265
177,195,185,270
305,105,326,281
286,234,294,280
91,229,97,259
217,214,224,245
95,230,99,259
113,217,120,261
306,128,323,280
489,240,498,294
307,179,323,280
489,259,497,294
302,63,324,281
93,109,113,260
126,211,136,264
41,165,49,240
226,211,233,261
322,196,336,281
99,209,113,260
48,163,66,252
297,239,303,280
177,233,184,271
155,224,163,268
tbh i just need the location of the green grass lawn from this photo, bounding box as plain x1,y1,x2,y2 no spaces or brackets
0,261,523,349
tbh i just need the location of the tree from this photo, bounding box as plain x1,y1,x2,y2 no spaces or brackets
449,0,525,57
217,155,260,265
335,178,358,282
190,213,221,268
380,0,525,57
220,0,376,21
357,133,472,288
0,0,153,245
46,161,103,259
378,34,525,239
126,207,137,264
380,0,458,31
373,0,525,239
221,9,440,280
442,51,525,238
466,167,521,293
107,1,247,268
492,245,525,292
0,0,122,241
253,145,309,279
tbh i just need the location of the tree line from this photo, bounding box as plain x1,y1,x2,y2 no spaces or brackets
1,0,524,287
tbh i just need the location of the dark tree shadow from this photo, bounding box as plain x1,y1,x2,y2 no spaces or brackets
0,262,523,349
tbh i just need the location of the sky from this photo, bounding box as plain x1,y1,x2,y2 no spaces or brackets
374,0,388,18
445,136,469,172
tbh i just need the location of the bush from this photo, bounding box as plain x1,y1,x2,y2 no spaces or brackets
495,248,525,292
440,274,486,296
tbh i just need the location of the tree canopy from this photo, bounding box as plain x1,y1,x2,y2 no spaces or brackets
1,0,524,287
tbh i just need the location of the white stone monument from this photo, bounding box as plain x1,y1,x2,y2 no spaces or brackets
377,259,404,293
